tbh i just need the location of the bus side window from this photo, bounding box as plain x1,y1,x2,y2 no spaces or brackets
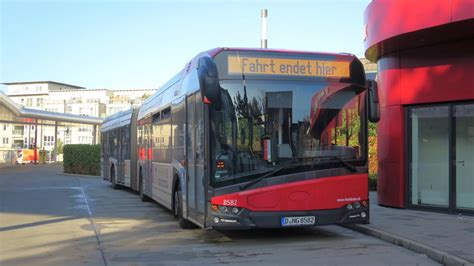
172,98,185,163
109,131,114,155
138,126,143,147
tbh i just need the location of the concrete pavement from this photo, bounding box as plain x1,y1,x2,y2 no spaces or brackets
1,165,438,265
346,192,474,266
0,165,105,265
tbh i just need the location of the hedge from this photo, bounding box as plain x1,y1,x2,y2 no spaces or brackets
63,144,100,176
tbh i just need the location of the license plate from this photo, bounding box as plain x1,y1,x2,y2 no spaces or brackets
281,216,316,227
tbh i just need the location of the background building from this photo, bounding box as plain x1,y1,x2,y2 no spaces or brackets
364,0,473,213
360,58,377,80
1,81,155,151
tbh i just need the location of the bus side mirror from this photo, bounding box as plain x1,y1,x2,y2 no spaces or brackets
367,79,380,123
198,57,222,110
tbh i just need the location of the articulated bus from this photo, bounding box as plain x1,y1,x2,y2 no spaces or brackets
101,108,139,190
101,47,380,229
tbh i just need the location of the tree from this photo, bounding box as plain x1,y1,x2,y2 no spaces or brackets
54,138,64,155
368,122,378,176
140,93,151,100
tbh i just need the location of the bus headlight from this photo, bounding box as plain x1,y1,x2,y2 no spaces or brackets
220,206,229,213
212,204,243,215
354,202,361,209
346,203,353,210
361,212,367,218
213,217,220,224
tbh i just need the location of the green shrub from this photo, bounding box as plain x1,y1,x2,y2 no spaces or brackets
39,149,46,164
369,173,377,191
63,144,100,176
54,138,64,155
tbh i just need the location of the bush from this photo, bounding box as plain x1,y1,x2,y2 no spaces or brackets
369,173,377,191
368,122,378,176
54,138,64,155
63,144,100,176
39,149,47,164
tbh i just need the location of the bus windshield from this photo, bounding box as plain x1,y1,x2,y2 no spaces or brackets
210,79,366,186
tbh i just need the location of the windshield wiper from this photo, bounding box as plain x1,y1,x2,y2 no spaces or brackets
239,157,358,191
239,160,309,191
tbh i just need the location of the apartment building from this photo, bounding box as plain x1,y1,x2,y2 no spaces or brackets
1,81,155,150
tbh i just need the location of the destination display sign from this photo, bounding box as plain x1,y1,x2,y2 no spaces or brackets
227,56,350,78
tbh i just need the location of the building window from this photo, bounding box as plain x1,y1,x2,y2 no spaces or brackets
26,98,32,107
42,135,55,146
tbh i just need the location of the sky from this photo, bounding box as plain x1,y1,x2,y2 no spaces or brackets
0,0,372,92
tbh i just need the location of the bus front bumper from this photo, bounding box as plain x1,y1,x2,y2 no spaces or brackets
210,205,369,230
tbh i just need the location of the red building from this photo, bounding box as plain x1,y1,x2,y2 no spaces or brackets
364,0,474,213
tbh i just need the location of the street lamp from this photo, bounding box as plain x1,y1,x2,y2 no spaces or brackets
261,9,268,48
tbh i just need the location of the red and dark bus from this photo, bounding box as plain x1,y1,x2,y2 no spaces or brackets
101,48,380,229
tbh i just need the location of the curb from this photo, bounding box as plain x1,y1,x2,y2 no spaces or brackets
60,172,101,178
343,224,473,266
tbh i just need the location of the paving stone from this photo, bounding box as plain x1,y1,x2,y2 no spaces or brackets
349,192,474,264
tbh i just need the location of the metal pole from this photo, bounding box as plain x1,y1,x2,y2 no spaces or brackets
53,121,58,162
27,124,31,148
34,119,38,164
40,123,43,154
261,9,268,48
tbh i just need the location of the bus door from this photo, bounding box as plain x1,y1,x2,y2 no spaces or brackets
117,128,123,184
144,124,152,197
186,93,206,225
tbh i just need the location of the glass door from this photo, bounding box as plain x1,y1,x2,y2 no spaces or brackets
454,104,474,210
409,106,450,207
186,92,206,224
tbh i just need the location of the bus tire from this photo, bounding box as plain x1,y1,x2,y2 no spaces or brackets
139,171,149,202
111,165,119,190
174,185,196,229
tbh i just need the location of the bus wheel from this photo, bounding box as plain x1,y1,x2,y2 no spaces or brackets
111,166,118,190
139,173,149,202
174,185,196,229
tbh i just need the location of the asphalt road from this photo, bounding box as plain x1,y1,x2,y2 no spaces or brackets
0,165,438,265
